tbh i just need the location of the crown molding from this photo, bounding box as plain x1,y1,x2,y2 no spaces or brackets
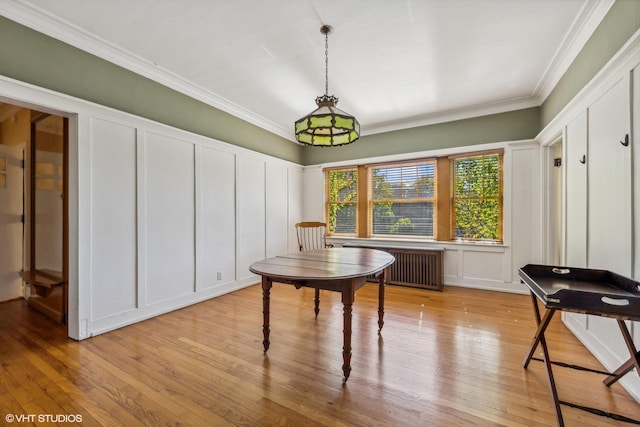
1,0,294,141
533,0,614,102
1,0,611,143
362,95,541,136
537,27,640,145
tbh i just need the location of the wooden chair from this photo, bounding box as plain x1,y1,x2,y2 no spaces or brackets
295,221,332,251
295,222,333,316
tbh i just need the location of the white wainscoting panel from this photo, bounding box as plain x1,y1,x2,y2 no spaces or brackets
633,65,640,349
462,250,504,282
561,106,603,365
236,155,266,282
198,146,236,290
587,76,632,277
288,168,303,253
589,316,630,357
144,132,195,304
443,247,458,281
265,163,288,258
539,37,640,402
509,144,541,283
564,111,588,269
0,75,305,340
564,314,640,402
90,118,137,320
302,166,325,222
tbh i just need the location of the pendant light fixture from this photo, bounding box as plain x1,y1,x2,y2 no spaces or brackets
294,25,360,147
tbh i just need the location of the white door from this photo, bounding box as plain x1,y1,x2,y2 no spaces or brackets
0,143,24,301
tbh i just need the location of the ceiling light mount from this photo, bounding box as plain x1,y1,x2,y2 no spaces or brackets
294,24,360,147
320,24,333,35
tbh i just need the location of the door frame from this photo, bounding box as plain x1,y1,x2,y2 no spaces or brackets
541,135,565,266
27,112,69,323
0,79,78,339
0,142,26,301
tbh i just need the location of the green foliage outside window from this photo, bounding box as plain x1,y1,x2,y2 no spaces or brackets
452,154,502,240
326,169,358,234
325,152,501,241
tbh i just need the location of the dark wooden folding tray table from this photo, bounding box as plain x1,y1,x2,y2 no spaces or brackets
518,264,640,426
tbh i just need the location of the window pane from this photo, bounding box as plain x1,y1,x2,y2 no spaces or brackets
370,162,435,238
332,203,356,234
454,155,500,198
372,164,434,200
452,153,502,241
373,202,433,237
454,199,500,240
326,168,358,235
327,169,357,202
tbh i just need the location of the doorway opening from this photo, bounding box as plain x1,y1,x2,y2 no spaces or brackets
0,102,68,328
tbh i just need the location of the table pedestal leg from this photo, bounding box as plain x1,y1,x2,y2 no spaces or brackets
342,284,354,382
314,287,320,317
262,276,272,352
378,268,387,333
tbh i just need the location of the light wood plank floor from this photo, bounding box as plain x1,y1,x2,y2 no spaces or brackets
1,284,639,426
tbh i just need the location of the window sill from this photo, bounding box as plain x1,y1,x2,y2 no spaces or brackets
327,236,507,252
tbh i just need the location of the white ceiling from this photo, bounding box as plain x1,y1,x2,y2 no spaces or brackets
2,0,613,142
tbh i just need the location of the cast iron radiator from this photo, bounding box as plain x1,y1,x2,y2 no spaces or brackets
345,245,444,291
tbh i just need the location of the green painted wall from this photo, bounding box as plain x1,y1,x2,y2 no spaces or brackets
3,0,638,167
303,107,540,165
540,0,640,128
0,16,549,168
0,17,302,164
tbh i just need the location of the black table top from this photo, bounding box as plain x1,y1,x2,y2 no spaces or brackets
518,264,640,321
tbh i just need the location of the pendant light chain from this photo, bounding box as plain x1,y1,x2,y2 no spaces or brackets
294,24,360,146
324,29,329,97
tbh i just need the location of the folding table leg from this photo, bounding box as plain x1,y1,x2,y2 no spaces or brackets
523,292,564,426
523,294,556,368
603,320,640,387
537,321,564,427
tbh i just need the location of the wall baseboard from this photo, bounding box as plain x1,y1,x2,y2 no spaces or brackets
89,278,258,338
444,276,529,295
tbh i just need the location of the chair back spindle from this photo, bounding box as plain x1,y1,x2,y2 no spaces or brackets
295,222,332,251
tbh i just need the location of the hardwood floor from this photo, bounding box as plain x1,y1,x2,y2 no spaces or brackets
1,284,638,426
